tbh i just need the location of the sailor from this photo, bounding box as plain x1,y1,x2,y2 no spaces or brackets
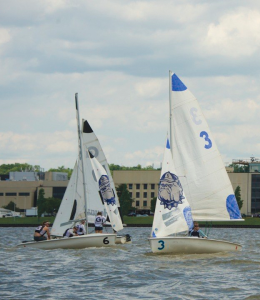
189,222,207,238
63,226,78,238
76,220,86,235
95,211,106,233
34,221,51,241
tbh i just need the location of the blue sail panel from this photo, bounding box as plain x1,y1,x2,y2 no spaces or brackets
172,74,187,91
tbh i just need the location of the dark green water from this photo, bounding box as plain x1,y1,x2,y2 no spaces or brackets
0,227,259,299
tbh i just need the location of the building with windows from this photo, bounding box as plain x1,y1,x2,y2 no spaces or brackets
113,161,260,216
1,159,260,216
0,172,68,212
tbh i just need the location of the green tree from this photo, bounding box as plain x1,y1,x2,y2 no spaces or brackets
2,201,21,212
0,163,43,174
37,188,46,218
44,197,62,215
229,164,249,173
116,184,134,216
235,186,243,210
48,166,73,179
150,197,157,212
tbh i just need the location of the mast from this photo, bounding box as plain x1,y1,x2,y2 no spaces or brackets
75,93,89,234
169,70,173,154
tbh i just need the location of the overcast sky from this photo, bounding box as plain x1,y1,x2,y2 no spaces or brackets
0,0,260,171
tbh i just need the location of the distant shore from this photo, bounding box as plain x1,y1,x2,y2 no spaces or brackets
1,224,260,228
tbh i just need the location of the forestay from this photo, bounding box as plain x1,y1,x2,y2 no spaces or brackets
169,72,242,221
89,152,124,232
151,138,193,237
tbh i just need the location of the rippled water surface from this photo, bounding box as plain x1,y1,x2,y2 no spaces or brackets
0,227,260,300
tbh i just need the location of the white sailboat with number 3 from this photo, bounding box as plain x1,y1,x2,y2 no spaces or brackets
149,72,243,254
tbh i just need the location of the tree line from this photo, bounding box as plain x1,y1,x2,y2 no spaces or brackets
0,163,160,179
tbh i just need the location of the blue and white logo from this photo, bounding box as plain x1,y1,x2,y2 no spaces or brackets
158,172,185,210
183,206,194,231
99,175,116,206
226,194,241,219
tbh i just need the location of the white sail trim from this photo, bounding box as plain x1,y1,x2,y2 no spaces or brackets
170,72,242,221
89,154,124,232
151,139,194,237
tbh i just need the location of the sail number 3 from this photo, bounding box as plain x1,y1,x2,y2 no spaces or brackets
158,240,165,250
190,107,212,149
200,131,212,149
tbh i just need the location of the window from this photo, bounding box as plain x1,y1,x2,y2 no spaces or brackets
143,184,147,189
136,184,140,189
6,193,17,196
129,184,133,189
129,192,132,198
151,192,155,198
0,193,3,196
136,192,140,198
251,175,260,212
151,184,155,189
143,192,147,198
19,192,30,196
143,201,147,207
136,200,140,206
53,187,67,200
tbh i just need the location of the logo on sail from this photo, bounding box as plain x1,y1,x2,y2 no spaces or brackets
99,175,116,206
158,171,185,210
183,206,194,231
226,194,242,219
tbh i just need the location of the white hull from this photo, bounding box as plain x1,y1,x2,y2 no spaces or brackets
17,234,117,250
149,237,242,254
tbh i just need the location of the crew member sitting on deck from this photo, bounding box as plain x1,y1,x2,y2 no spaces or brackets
189,222,207,238
95,212,106,233
76,220,86,235
63,226,78,238
34,221,51,241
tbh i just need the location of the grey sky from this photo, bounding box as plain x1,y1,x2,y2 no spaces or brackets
0,0,260,170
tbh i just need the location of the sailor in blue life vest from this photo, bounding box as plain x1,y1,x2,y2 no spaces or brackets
63,226,78,238
76,220,86,235
189,222,207,238
95,211,106,233
34,221,51,241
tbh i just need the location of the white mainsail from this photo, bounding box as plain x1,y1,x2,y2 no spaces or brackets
51,161,85,236
89,151,124,232
82,119,120,208
169,72,242,221
151,138,194,237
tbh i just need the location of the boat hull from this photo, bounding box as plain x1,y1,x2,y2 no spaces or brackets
116,234,132,244
148,237,242,254
16,233,117,250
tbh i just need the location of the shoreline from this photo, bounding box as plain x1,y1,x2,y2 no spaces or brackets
1,224,260,228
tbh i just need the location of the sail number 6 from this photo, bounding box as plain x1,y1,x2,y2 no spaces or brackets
200,131,212,149
103,237,109,245
158,240,165,250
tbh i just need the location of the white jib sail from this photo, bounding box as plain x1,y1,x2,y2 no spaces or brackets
169,72,242,221
82,119,120,207
84,151,107,224
89,151,124,232
151,138,194,237
51,161,86,236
